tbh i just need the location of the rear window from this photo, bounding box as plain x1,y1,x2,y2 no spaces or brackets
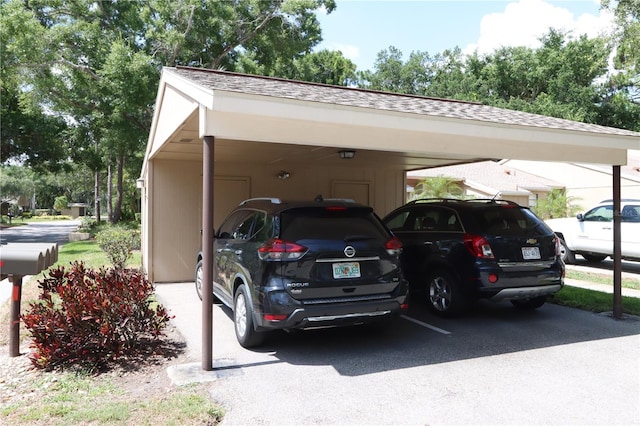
622,205,640,222
472,206,551,236
280,207,389,241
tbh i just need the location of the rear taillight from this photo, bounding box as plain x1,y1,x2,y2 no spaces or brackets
463,234,495,259
554,235,562,257
258,238,308,261
385,236,403,255
264,313,288,321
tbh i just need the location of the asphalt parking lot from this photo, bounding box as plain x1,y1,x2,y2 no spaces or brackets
155,282,640,426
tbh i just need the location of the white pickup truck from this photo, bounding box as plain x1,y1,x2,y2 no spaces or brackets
546,199,640,263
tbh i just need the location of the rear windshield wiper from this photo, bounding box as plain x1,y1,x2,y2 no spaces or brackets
344,235,376,242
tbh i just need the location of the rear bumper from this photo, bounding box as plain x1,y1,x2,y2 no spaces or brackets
474,259,565,301
487,284,563,302
254,297,407,330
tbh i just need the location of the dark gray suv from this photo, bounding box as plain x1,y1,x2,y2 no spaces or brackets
196,197,409,347
383,198,564,316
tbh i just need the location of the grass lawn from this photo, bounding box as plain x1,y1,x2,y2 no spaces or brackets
550,285,640,316
54,240,142,270
0,239,224,426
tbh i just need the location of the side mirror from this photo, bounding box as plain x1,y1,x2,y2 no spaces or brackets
576,214,584,221
218,231,232,239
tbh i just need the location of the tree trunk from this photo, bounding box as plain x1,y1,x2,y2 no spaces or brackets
94,138,101,223
107,159,113,223
113,152,125,224
94,169,101,223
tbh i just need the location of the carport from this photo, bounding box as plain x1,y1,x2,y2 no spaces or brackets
139,66,640,369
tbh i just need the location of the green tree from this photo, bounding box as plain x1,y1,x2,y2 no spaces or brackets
359,46,480,101
604,0,640,77
4,0,337,224
359,46,412,93
600,0,640,131
0,165,34,206
359,29,621,127
245,49,357,85
532,189,582,220
0,1,70,172
53,195,69,213
142,0,336,72
411,176,464,200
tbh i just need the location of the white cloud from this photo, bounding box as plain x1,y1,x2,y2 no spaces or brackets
324,43,360,62
464,0,614,55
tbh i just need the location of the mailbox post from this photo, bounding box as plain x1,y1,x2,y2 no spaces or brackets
0,243,58,357
8,274,23,357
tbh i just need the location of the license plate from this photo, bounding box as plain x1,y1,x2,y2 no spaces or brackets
332,262,361,279
522,247,541,260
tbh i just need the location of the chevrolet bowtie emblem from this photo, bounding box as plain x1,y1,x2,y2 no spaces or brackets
526,238,538,244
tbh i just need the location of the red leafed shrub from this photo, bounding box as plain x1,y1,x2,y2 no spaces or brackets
21,261,171,370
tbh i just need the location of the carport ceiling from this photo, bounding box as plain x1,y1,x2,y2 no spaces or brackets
143,66,640,173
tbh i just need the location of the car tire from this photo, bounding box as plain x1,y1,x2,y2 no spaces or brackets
511,296,546,310
234,284,265,348
558,238,575,264
195,259,221,303
426,270,469,317
582,254,607,263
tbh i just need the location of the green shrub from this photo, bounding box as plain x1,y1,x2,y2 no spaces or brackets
53,195,69,212
22,262,171,370
79,216,98,232
96,227,137,270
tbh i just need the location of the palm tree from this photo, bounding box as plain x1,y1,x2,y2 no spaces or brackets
411,175,464,200
532,189,582,219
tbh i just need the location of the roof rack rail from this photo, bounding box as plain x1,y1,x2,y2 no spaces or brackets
600,199,640,203
466,198,521,206
322,198,356,203
239,197,282,205
314,194,355,203
406,198,522,207
406,198,465,205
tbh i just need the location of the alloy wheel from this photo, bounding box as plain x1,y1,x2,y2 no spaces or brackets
235,291,248,338
429,276,452,312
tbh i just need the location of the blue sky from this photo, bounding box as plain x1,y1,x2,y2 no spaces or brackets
315,0,613,71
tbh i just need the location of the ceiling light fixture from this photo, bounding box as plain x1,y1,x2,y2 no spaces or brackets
277,170,291,180
339,150,356,159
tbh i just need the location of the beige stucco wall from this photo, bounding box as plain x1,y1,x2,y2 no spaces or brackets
146,157,406,283
149,159,203,283
502,160,640,211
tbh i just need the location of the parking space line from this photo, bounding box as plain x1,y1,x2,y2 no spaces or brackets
401,315,452,335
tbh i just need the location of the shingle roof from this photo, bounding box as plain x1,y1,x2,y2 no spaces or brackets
170,66,640,138
407,161,563,192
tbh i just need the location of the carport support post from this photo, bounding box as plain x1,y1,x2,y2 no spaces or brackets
202,135,215,371
9,275,23,357
612,166,622,319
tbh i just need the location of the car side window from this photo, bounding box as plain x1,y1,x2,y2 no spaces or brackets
411,207,463,232
584,205,613,222
230,211,269,240
385,210,410,232
443,211,463,232
416,210,439,231
233,214,255,240
248,211,270,241
622,205,640,222
217,210,251,239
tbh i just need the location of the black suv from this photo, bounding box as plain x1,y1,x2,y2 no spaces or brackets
196,197,409,347
383,199,564,316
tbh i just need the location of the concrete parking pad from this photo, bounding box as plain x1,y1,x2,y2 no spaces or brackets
155,281,640,426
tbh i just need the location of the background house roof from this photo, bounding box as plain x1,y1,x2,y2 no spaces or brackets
407,160,564,196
